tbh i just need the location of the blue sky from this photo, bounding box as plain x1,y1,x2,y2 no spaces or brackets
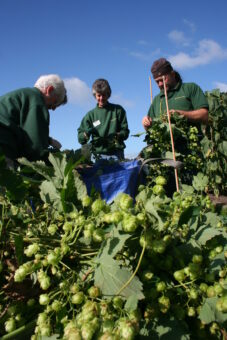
0,0,227,158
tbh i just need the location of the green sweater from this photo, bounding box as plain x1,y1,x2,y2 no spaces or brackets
0,87,50,160
148,81,209,119
77,103,130,155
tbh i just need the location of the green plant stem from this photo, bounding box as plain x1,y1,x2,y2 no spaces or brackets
59,261,72,271
173,279,197,290
116,241,146,296
80,251,98,257
49,289,62,300
69,225,83,246
0,319,36,340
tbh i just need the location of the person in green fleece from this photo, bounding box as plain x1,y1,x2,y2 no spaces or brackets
77,79,130,160
0,74,67,163
142,58,208,129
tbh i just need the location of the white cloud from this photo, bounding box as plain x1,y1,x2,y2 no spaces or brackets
63,77,134,109
168,30,190,46
169,39,227,69
137,40,149,46
183,19,196,32
129,48,161,61
63,77,93,107
214,82,227,92
111,93,134,108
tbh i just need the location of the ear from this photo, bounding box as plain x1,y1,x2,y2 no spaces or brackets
46,85,54,96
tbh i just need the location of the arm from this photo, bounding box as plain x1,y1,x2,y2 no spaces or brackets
142,116,152,129
117,107,130,140
142,102,154,129
170,83,209,124
22,104,50,159
49,137,62,149
77,114,92,145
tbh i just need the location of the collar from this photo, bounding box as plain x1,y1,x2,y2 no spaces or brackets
160,81,182,97
96,101,110,109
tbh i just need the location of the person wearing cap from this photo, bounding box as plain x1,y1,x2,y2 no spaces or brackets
77,79,130,160
0,74,67,163
142,58,209,129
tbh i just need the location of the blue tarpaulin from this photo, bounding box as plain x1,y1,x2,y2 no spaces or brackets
79,159,142,203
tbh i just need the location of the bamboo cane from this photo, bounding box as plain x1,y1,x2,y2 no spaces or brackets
149,76,153,103
162,76,179,192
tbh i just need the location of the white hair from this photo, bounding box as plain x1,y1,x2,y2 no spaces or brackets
34,74,66,104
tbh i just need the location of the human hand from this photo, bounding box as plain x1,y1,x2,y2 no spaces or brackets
49,138,62,149
142,116,152,129
169,109,184,117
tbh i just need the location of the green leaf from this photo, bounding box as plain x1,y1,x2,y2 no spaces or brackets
178,206,200,227
199,297,227,324
48,152,67,180
209,252,226,275
194,225,222,246
144,198,163,228
205,212,221,228
165,151,181,158
72,170,87,201
94,228,144,300
218,141,227,156
38,154,87,212
18,157,53,180
40,180,63,212
192,173,208,191
125,295,138,312
146,316,190,339
201,136,212,155
210,162,218,171
199,297,218,324
215,175,222,184
97,227,131,260
136,189,148,205
181,184,194,194
94,257,144,300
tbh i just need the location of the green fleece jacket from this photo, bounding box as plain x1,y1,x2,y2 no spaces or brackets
0,87,50,160
148,82,208,118
77,103,130,155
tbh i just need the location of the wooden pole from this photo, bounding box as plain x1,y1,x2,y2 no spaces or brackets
162,76,179,192
149,76,153,103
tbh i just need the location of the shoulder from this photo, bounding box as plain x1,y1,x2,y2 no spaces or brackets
180,82,206,95
83,107,96,119
181,82,203,91
108,103,126,112
0,87,33,99
0,88,43,106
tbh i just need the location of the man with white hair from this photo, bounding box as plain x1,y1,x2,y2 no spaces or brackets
0,74,67,162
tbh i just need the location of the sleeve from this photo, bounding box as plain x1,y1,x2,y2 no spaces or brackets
77,112,93,145
117,106,130,140
189,83,209,110
21,104,50,160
